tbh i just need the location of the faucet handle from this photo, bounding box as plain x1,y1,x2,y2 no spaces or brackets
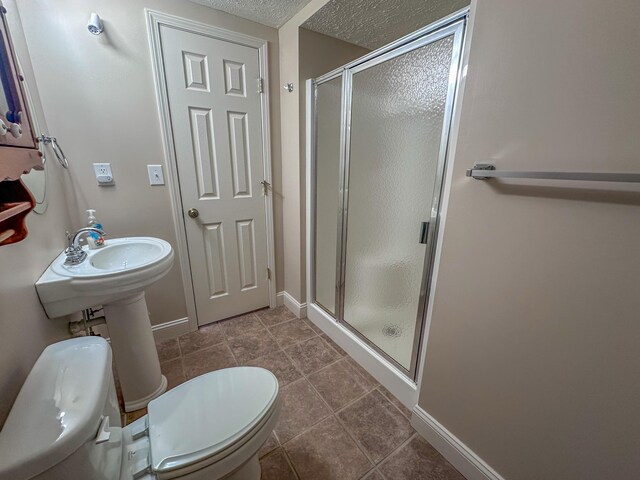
65,230,73,247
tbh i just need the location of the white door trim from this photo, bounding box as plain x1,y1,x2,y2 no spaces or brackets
146,9,277,332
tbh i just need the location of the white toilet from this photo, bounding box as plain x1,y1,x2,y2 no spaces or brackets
0,336,280,480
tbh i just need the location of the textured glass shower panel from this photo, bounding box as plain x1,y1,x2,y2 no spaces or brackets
314,76,343,315
343,36,455,370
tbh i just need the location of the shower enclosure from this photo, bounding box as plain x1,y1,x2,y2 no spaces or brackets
307,11,467,385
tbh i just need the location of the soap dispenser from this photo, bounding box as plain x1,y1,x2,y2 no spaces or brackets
86,209,105,249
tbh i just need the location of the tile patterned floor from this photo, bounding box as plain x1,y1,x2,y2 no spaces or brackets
121,307,466,480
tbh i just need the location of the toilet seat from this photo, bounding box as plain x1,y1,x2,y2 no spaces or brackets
147,367,279,479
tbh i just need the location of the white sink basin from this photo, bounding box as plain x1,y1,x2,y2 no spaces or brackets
91,242,164,271
36,237,174,318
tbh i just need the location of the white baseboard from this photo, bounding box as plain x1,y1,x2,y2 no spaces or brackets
411,406,504,480
276,291,307,318
151,317,190,341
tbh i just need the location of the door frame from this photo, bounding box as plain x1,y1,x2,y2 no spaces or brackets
146,9,277,332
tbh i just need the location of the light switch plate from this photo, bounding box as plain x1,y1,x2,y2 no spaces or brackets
147,165,165,185
93,163,114,185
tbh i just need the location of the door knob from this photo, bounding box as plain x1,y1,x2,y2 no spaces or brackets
187,208,199,219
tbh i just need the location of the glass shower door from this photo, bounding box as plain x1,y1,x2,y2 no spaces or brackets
313,75,343,315
341,32,460,372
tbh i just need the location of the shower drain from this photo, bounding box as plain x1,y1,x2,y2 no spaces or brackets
382,324,403,338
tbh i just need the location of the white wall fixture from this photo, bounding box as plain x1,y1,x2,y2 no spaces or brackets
87,12,103,35
93,162,113,185
35,236,175,411
147,164,165,185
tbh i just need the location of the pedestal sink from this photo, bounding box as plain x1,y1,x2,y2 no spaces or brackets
36,237,174,412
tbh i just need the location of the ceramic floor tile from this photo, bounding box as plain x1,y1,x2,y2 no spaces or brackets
155,337,180,362
284,416,372,480
269,319,317,349
182,343,237,379
307,358,377,411
115,306,420,480
345,357,379,388
260,448,298,480
284,336,342,376
247,350,303,387
302,318,323,334
377,385,412,419
228,328,280,363
320,334,347,357
160,357,186,390
219,313,264,340
378,434,466,480
275,378,331,443
361,470,384,480
178,323,224,356
337,389,414,463
256,306,297,328
260,433,280,459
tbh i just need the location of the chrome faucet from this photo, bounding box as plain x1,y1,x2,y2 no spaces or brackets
64,227,106,265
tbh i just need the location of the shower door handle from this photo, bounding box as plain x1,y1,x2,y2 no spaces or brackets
419,222,429,244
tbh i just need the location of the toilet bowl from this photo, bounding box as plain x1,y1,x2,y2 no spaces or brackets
0,337,280,480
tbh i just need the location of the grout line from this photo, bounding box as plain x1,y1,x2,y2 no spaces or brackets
332,383,378,415
263,324,280,343
317,333,347,358
225,339,241,367
331,401,378,467
281,343,377,468
376,385,412,420
302,355,345,380
277,323,412,471
377,432,419,472
158,310,418,479
283,448,302,480
255,308,297,329
176,333,183,358
174,335,186,384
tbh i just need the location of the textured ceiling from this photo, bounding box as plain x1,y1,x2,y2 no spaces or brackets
302,0,470,50
189,0,314,28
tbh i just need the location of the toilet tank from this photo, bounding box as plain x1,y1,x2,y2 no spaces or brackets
0,337,123,480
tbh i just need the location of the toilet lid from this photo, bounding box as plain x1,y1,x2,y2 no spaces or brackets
148,367,278,474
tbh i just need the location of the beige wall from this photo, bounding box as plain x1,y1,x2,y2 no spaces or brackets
418,1,640,478
0,1,72,426
16,0,283,326
278,6,314,305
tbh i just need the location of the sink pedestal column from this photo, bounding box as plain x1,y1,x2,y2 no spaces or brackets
103,291,167,412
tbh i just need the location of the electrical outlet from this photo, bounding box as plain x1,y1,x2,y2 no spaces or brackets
147,165,165,186
93,163,114,185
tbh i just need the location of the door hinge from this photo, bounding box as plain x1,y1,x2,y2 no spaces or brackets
267,267,271,280
257,78,264,94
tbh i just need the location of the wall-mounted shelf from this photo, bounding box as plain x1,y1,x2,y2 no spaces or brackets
0,180,35,246
0,201,31,222
0,4,44,247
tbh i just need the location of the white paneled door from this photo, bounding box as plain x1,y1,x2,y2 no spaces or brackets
159,25,271,325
